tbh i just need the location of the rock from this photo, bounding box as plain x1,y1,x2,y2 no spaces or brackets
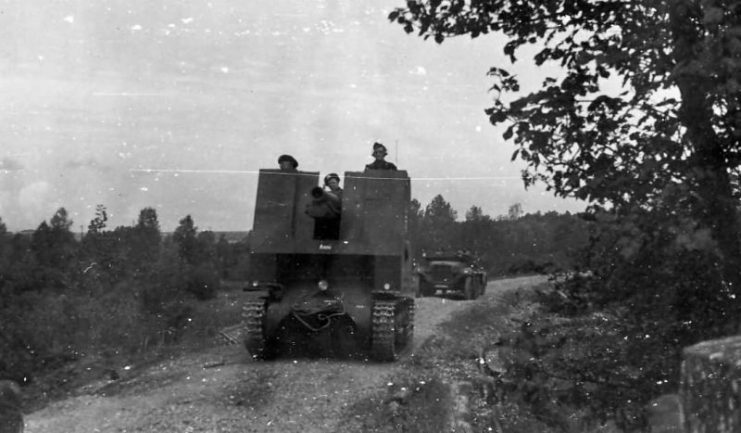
646,394,681,433
682,335,741,433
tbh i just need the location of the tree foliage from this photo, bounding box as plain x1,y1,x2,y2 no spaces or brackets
421,194,458,250
408,196,588,275
391,0,741,429
0,208,236,383
391,0,741,282
173,215,198,265
87,204,108,234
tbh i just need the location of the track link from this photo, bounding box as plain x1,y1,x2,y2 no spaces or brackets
242,300,268,360
371,300,397,362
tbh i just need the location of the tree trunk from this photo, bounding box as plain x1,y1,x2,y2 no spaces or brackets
670,1,741,330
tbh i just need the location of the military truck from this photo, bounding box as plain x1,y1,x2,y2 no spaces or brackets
242,168,415,361
417,251,487,299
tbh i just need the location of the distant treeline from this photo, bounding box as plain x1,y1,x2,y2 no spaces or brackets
0,206,250,384
0,199,587,383
409,195,589,276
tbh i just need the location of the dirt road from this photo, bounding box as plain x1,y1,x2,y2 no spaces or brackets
24,276,543,433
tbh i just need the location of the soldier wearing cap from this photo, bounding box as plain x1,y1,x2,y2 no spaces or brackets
324,172,343,201
278,154,299,172
306,173,343,239
364,142,397,171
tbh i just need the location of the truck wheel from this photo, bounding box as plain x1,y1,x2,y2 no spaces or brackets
464,278,474,300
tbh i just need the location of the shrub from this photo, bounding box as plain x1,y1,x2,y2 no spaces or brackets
186,264,220,300
497,207,739,431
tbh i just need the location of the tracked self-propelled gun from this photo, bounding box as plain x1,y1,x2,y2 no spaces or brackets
242,168,415,361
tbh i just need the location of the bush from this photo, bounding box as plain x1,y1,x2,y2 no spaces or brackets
186,264,220,300
497,207,740,432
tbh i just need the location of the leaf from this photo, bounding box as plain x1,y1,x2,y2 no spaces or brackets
490,110,508,123
504,125,515,140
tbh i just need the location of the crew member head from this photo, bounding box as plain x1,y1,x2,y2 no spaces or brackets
278,154,299,171
372,142,388,161
324,172,341,191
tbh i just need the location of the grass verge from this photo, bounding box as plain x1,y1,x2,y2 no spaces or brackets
340,281,557,433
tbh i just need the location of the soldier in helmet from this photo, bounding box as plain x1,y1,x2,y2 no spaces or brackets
364,142,397,171
278,154,299,172
0,380,23,433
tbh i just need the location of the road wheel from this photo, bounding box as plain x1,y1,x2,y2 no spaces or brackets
464,278,474,300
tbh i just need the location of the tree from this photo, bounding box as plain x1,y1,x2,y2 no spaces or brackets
0,217,8,261
136,207,160,232
82,205,112,274
422,194,458,250
507,203,522,221
464,205,490,222
425,194,457,222
460,205,493,261
215,235,233,278
32,208,76,270
390,0,741,296
173,215,198,266
87,205,108,234
130,207,161,270
390,1,741,429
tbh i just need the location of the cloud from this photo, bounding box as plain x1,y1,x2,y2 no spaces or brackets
18,181,51,213
0,157,23,171
410,66,427,76
18,181,51,223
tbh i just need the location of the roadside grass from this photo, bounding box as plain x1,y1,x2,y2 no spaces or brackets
341,281,556,433
21,281,249,411
178,281,247,345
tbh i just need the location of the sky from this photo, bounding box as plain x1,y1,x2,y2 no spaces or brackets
0,0,586,233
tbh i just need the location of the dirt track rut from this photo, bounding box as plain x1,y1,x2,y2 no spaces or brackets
24,276,543,433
